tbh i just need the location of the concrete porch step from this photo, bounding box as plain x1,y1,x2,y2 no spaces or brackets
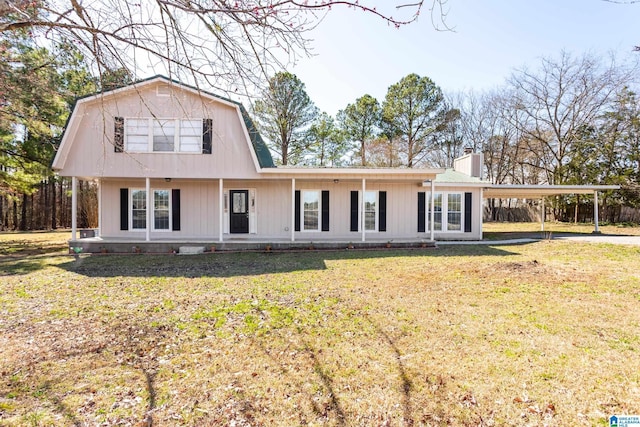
179,246,206,255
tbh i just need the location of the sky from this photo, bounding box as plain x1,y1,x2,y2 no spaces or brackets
290,0,640,117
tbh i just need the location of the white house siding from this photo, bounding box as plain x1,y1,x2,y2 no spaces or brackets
56,82,261,179
97,179,482,241
100,179,220,239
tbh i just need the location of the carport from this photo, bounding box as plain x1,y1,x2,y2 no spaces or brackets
483,184,620,235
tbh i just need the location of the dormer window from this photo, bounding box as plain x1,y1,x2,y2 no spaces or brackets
115,117,210,154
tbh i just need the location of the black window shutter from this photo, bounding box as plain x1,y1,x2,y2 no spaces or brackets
379,191,387,232
350,191,359,232
294,190,301,232
120,188,128,230
172,189,181,231
202,118,212,154
464,192,472,233
321,190,330,231
114,117,124,152
417,192,426,233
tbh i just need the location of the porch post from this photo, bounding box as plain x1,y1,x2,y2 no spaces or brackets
540,197,545,232
361,178,366,242
145,177,150,242
97,179,101,237
291,178,296,242
430,179,435,241
219,179,224,242
593,190,600,234
71,176,77,241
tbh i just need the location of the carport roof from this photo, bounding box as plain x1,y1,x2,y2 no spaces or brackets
483,184,620,198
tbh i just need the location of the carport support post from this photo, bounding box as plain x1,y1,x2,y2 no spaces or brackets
71,176,77,241
540,197,545,232
291,178,296,242
593,190,601,234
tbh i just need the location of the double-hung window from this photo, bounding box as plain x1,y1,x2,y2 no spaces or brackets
123,118,203,153
129,189,172,231
447,193,462,231
126,120,150,152
363,191,377,231
131,189,147,230
152,119,175,152
425,192,462,232
426,192,443,231
302,190,320,231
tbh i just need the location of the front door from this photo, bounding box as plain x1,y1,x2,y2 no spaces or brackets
230,190,249,234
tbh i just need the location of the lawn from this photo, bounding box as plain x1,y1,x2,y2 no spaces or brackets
1,227,639,426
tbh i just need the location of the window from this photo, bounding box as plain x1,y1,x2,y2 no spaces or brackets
425,192,463,232
123,118,203,153
180,120,202,152
364,191,377,231
153,119,175,152
426,192,442,231
154,190,171,230
302,191,320,231
131,189,147,230
126,119,150,152
447,193,462,231
129,189,172,230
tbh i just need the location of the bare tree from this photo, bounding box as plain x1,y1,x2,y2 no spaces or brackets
506,51,638,185
1,1,437,94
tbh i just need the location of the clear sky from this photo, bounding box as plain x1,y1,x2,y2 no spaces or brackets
291,0,640,116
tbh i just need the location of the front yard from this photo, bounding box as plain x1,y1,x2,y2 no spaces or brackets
1,227,639,426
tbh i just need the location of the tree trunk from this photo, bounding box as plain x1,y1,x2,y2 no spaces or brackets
20,194,27,230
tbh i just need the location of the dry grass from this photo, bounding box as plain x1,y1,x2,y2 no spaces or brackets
1,227,640,426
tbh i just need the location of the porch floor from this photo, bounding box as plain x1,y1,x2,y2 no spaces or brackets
68,235,439,254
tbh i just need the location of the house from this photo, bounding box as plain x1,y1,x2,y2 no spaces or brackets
52,76,617,252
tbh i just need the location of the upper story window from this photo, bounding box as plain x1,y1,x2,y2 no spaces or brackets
118,117,206,153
